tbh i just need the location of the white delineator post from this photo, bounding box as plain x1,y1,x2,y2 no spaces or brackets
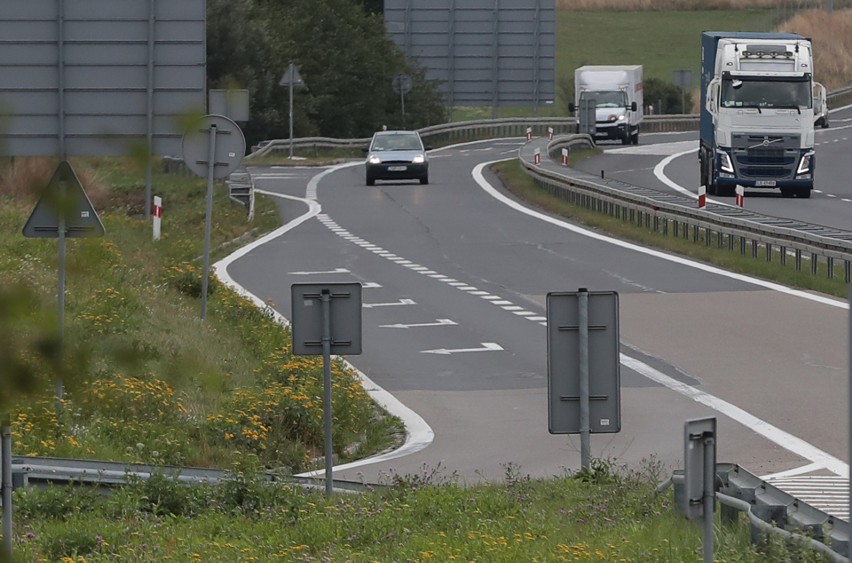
735,185,744,208
534,147,541,165
526,127,532,141
698,185,706,209
562,148,569,166
152,196,163,240
547,126,554,140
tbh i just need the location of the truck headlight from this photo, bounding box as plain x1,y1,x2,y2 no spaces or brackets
412,154,425,164
368,155,381,164
797,152,814,175
717,150,734,173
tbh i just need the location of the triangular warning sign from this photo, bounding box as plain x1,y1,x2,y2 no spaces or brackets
22,161,105,238
278,64,304,87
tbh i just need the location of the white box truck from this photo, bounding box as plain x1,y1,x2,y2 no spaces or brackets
569,65,643,145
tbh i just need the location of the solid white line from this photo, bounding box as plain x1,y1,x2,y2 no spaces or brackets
472,159,849,477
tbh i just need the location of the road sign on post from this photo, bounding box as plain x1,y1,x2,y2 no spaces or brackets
181,114,246,320
279,62,306,159
546,290,621,435
22,160,105,410
291,282,362,496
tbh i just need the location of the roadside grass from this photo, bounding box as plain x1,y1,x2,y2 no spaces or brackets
491,156,849,299
0,156,404,473
11,457,831,562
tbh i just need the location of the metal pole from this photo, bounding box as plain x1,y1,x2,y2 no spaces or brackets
200,124,217,319
400,89,406,129
578,288,590,470
56,182,67,410
703,434,716,563
145,0,155,219
2,414,11,559
848,283,851,533
289,62,294,160
321,289,333,496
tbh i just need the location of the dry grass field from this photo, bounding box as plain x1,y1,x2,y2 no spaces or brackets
558,1,852,93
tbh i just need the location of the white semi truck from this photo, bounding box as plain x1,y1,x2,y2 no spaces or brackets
700,31,826,198
569,65,643,145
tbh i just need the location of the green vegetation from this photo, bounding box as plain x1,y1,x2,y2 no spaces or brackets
0,157,403,473
12,458,832,561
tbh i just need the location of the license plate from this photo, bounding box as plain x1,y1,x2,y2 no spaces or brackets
388,166,407,171
755,180,776,187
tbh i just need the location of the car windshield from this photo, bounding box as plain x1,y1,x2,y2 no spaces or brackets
371,134,422,151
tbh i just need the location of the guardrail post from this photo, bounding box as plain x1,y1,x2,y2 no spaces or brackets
811,252,818,276
796,249,803,271
766,243,772,263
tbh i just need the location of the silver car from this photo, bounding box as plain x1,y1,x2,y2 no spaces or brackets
364,130,430,186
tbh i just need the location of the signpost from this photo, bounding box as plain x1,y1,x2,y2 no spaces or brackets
546,289,620,471
22,160,106,407
181,114,246,319
291,283,362,495
279,63,305,159
683,417,717,563
392,73,412,128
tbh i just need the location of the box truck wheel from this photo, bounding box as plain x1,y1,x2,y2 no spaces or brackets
631,131,639,145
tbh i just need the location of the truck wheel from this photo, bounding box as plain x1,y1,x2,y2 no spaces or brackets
631,131,639,145
621,131,630,145
796,187,811,199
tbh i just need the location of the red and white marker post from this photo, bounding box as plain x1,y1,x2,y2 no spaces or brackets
526,127,532,141
534,147,541,165
735,185,745,208
561,148,569,167
152,196,163,240
697,185,706,209
547,127,554,141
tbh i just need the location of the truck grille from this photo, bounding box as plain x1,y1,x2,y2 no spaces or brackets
731,134,800,179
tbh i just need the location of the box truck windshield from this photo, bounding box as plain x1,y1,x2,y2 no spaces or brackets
580,90,627,108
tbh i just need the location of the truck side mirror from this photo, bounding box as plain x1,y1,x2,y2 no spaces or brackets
568,102,576,113
630,102,637,111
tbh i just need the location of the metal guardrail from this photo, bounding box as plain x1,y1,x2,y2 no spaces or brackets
7,455,373,494
244,82,850,158
665,463,850,561
520,134,852,283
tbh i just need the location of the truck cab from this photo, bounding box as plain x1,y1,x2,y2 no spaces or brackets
700,32,817,198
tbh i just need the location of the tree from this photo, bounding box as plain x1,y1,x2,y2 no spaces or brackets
643,77,693,115
273,0,445,138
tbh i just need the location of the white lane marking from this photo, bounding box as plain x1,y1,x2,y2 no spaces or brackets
363,298,416,308
472,159,849,480
289,267,349,275
380,319,458,329
211,188,434,475
421,342,504,355
621,354,847,477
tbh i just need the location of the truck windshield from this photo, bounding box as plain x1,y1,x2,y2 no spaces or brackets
720,77,812,109
579,90,627,108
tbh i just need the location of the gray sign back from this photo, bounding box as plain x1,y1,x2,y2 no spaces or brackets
291,283,362,356
384,0,555,108
0,1,206,157
546,291,621,434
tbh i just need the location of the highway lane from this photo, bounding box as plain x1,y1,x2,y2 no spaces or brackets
218,139,848,505
574,105,852,231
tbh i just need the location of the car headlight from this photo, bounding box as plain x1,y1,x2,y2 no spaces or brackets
412,154,425,164
717,150,734,173
368,155,381,164
797,151,813,175
616,114,626,121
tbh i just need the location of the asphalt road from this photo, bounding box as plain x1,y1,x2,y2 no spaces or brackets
216,126,850,516
574,104,852,230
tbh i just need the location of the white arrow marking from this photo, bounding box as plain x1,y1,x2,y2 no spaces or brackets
420,342,503,355
363,298,416,308
289,268,350,275
379,319,457,329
